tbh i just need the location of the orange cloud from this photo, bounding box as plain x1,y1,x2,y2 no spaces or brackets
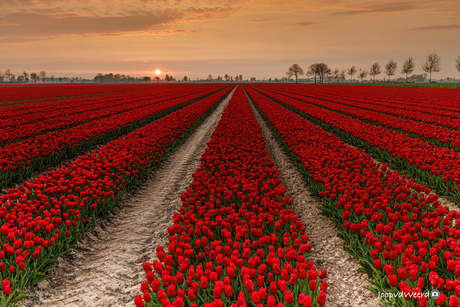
410,24,460,31
290,21,321,27
0,2,237,42
331,1,418,16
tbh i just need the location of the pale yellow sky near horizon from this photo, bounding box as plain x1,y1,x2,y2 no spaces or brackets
1,0,459,79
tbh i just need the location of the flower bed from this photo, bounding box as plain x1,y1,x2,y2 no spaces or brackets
0,86,228,188
258,84,460,120
135,86,327,307
0,86,233,306
246,85,460,307
0,83,171,106
1,85,216,144
257,85,460,150
249,86,460,205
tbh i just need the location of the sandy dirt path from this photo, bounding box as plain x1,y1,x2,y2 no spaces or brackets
246,90,381,307
23,87,236,307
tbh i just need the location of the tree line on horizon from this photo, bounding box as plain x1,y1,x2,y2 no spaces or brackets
287,53,460,84
94,73,158,83
93,73,245,83
0,70,247,83
2,54,459,84
0,70,90,83
0,70,48,83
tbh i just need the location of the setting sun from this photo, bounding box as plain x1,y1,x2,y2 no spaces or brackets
155,70,161,75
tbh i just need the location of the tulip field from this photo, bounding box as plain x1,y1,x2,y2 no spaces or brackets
244,84,460,307
1,83,460,307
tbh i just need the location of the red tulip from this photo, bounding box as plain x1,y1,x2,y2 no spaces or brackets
284,290,294,304
270,282,277,294
320,280,328,292
188,289,196,301
450,295,459,307
224,285,233,298
143,291,151,302
319,269,327,279
436,294,447,306
134,295,144,307
244,279,255,292
388,274,398,287
317,290,327,307
200,277,208,289
251,292,261,304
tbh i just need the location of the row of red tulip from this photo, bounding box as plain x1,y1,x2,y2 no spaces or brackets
0,86,228,188
1,84,211,124
1,86,217,145
135,86,327,307
265,84,460,116
0,86,233,306
250,86,460,204
259,86,460,150
0,83,163,107
245,85,460,306
261,84,460,133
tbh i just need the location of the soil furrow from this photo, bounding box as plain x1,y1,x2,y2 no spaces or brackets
22,87,236,307
246,90,381,307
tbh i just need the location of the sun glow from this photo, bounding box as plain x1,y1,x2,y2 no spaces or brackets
155,70,161,75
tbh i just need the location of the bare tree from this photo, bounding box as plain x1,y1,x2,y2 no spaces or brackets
239,75,243,82
23,71,29,83
286,64,304,84
369,62,381,83
224,74,229,82
421,52,441,82
401,56,415,83
309,64,319,83
315,63,331,83
50,75,55,83
30,72,38,83
3,69,13,82
39,71,47,83
0,70,3,82
207,74,213,81
307,63,330,83
358,69,368,82
183,76,188,81
384,60,397,82
456,55,460,73
347,66,357,83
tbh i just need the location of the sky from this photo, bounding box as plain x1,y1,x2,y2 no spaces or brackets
1,0,459,80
